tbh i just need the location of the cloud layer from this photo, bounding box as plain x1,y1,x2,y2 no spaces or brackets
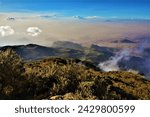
0,26,15,37
99,50,130,72
0,13,149,47
27,27,42,37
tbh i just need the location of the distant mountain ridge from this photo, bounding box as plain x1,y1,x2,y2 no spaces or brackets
0,41,150,78
0,44,57,60
52,41,84,50
112,39,136,43
0,42,114,63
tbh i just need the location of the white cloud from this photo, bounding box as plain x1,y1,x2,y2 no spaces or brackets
72,16,103,20
98,50,130,72
0,26,15,37
27,27,42,37
86,16,100,19
72,16,85,20
7,17,15,21
39,14,58,19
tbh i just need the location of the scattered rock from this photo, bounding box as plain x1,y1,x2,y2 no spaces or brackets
50,95,63,100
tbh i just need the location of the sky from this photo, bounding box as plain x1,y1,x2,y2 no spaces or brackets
0,0,149,46
0,0,150,19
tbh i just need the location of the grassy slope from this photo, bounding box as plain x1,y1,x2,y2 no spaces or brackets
0,49,150,100
23,57,150,100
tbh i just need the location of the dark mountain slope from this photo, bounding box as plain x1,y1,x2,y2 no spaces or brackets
112,39,136,43
0,44,57,60
52,41,84,50
0,43,113,64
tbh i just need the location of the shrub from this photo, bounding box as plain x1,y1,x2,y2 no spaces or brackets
0,49,26,99
50,63,80,95
94,77,112,99
76,81,97,99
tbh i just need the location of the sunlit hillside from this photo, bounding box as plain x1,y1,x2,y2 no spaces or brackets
0,49,150,100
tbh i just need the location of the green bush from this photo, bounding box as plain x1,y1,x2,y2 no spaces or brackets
0,49,26,99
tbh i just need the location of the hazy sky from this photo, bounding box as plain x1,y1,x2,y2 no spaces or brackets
0,0,149,46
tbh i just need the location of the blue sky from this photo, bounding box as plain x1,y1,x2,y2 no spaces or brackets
0,0,150,19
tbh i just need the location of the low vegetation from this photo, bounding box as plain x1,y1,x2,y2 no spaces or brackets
0,49,150,100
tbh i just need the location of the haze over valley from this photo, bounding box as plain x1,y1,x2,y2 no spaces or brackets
0,13,149,48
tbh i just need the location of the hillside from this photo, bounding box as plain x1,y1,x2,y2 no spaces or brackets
0,42,114,64
0,42,150,78
0,49,150,100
